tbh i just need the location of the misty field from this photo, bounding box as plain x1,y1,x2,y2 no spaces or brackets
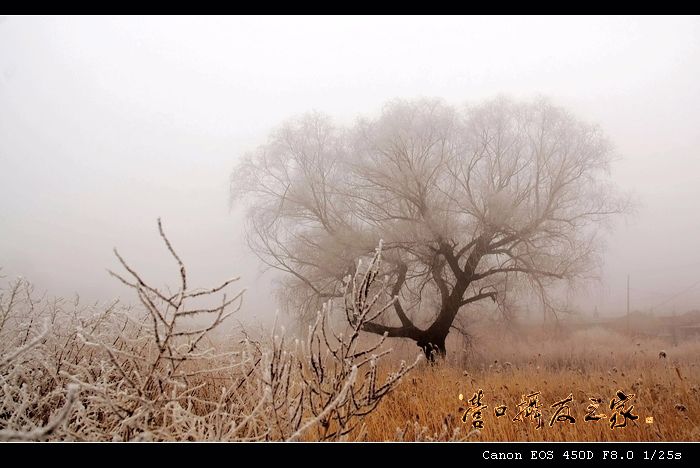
2,243,698,441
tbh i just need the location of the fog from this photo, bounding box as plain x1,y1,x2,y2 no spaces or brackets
1,15,699,320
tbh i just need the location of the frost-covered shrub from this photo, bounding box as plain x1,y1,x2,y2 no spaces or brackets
0,221,419,441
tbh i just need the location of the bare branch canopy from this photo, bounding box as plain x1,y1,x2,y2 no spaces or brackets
231,97,628,359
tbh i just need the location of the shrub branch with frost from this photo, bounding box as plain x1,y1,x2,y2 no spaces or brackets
0,219,420,441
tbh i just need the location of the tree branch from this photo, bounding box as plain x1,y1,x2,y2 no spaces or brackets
471,267,564,282
459,291,497,307
389,263,415,329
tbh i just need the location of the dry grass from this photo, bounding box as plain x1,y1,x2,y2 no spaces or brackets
356,327,700,441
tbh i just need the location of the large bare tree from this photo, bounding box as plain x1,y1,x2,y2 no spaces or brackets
231,97,627,359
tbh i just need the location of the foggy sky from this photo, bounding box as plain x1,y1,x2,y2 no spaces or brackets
1,15,699,319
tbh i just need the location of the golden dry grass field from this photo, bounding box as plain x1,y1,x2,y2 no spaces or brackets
355,327,700,441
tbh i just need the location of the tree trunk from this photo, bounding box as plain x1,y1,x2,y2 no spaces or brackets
417,332,447,362
416,300,462,362
361,285,467,362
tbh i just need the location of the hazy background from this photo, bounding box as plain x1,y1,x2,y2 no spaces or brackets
1,15,699,320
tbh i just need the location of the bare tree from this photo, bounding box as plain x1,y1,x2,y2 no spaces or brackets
231,97,628,360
